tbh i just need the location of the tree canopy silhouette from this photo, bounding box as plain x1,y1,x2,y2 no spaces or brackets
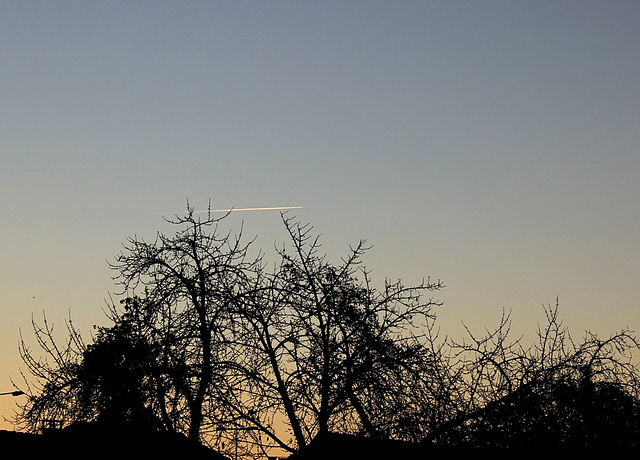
424,303,640,449
14,207,444,457
13,206,640,457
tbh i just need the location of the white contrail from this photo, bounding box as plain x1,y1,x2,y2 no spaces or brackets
194,206,303,213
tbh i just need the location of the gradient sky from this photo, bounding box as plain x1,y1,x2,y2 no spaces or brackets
2,1,639,428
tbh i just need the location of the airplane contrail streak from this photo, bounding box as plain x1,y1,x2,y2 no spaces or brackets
193,206,303,213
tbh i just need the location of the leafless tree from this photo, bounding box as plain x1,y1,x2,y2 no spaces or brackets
13,311,87,432
106,203,260,442
425,300,640,447
15,203,640,455
218,215,445,455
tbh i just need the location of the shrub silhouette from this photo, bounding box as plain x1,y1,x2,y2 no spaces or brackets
429,379,640,449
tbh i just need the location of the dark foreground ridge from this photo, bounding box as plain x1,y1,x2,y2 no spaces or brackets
284,432,640,460
285,433,422,460
0,423,228,460
3,428,639,460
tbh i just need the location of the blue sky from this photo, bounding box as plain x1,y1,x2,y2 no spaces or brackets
2,1,639,427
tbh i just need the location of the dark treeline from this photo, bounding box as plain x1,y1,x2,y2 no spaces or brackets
11,206,640,458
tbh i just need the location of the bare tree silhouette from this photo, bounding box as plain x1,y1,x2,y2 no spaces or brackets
218,215,444,454
14,206,443,458
12,207,640,457
425,302,640,449
106,204,259,442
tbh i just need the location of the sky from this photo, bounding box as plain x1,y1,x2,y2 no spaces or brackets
1,0,639,429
